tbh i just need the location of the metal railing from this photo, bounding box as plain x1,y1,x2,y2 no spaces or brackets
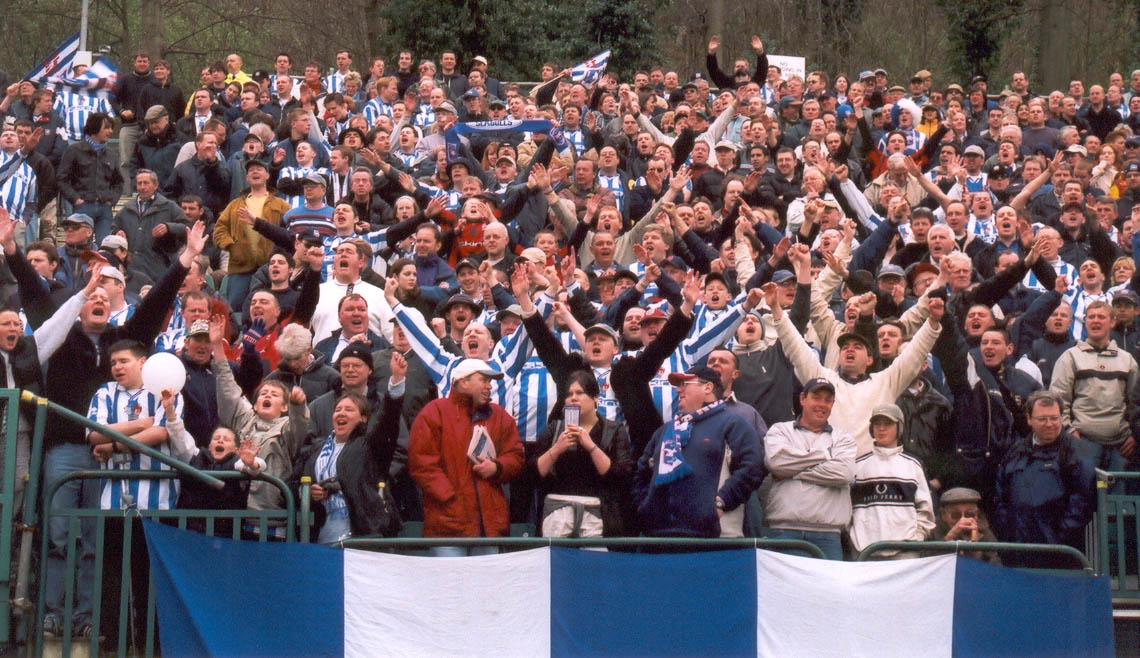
339,536,829,558
34,471,296,658
857,540,1093,572
1094,469,1140,600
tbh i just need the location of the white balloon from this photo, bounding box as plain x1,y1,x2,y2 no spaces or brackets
142,352,187,396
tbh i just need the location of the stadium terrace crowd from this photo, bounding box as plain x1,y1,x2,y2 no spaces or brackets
1,34,1139,640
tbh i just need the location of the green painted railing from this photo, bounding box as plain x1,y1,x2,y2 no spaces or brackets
339,535,829,558
1094,469,1140,600
857,540,1093,572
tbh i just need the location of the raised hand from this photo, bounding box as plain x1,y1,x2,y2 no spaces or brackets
185,221,207,257
751,35,764,53
669,165,691,192
927,296,945,326
708,35,721,54
83,262,106,296
238,441,261,469
208,314,226,345
289,386,307,406
384,275,399,305
390,351,407,383
426,194,446,218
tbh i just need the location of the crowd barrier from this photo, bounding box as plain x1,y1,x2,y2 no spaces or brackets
0,388,1119,655
1094,469,1140,602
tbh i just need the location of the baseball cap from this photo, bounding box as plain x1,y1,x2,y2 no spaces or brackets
61,213,94,228
518,247,548,264
778,95,802,109
243,131,264,144
639,307,668,324
714,140,738,152
296,228,323,247
836,331,873,351
940,487,982,505
245,158,269,174
906,261,939,288
802,377,836,394
1124,161,1140,175
488,97,506,109
302,173,327,187
496,304,524,321
186,319,212,338
963,145,985,157
667,365,722,388
251,70,270,82
661,255,687,271
455,258,479,273
945,83,964,94
436,101,457,115
144,105,168,122
887,85,906,94
858,70,874,81
98,267,126,284
584,323,620,343
772,269,795,284
1113,290,1139,306
873,68,887,76
1064,144,1088,156
450,358,502,382
836,105,854,121
463,89,483,100
987,164,1012,179
472,56,489,66
870,403,904,425
439,294,481,314
496,154,517,167
100,234,128,251
877,264,906,280
1125,136,1140,148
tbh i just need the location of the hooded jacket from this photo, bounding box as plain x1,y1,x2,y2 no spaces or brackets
848,443,936,552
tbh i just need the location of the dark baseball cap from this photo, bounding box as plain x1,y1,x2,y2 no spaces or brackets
667,364,722,388
772,269,795,284
803,377,836,394
837,331,873,351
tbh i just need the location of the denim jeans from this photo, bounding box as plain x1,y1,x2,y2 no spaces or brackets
764,528,844,561
1074,439,1134,494
428,546,500,557
225,272,254,315
72,202,114,244
43,443,100,625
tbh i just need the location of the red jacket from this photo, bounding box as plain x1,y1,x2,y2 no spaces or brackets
409,389,523,537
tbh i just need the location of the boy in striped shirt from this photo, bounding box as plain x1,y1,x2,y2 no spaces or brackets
87,339,181,510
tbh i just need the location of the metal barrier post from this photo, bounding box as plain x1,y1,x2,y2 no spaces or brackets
11,394,47,643
0,389,22,644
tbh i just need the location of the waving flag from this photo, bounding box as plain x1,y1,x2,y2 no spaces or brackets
24,32,80,84
570,50,611,87
144,521,1113,658
48,55,120,99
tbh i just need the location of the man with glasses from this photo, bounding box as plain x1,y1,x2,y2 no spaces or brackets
994,390,1095,568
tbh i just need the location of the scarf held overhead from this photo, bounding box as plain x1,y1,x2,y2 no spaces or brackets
444,119,573,164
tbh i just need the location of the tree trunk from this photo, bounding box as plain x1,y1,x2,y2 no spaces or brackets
140,0,164,58
1035,0,1068,91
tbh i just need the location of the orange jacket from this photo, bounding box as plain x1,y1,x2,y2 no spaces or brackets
409,389,523,537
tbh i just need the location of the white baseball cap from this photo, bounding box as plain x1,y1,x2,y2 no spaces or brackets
450,359,503,382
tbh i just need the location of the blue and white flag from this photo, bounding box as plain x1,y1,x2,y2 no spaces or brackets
445,118,573,165
144,521,1113,658
24,32,80,84
571,50,611,88
48,55,120,99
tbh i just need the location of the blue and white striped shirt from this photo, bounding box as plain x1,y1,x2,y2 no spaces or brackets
597,173,626,213
413,106,437,130
325,72,348,94
54,91,113,142
0,152,36,223
153,328,187,354
277,166,331,208
1065,285,1113,341
362,98,394,126
1022,258,1077,293
88,383,181,510
508,329,577,443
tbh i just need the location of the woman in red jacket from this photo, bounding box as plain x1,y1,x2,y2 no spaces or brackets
409,358,524,556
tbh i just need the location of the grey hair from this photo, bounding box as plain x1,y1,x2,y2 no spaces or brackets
276,323,313,361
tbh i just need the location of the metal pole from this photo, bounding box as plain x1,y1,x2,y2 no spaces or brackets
79,0,90,51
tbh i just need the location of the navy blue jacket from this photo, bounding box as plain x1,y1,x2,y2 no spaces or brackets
994,434,1094,567
633,403,765,538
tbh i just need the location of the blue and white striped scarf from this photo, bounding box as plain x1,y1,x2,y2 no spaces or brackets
654,399,724,485
315,434,348,520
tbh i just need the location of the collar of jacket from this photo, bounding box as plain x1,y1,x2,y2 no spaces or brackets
793,420,833,433
1078,339,1117,354
871,443,904,457
448,387,492,421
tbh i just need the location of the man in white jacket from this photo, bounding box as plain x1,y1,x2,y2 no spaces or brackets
764,280,945,455
764,377,856,560
848,403,935,558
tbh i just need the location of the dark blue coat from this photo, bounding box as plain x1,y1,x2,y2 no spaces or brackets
994,434,1094,567
633,403,765,538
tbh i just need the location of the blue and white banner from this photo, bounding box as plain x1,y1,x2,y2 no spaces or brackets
24,32,80,84
47,55,120,99
144,521,1113,657
571,50,611,87
444,119,572,165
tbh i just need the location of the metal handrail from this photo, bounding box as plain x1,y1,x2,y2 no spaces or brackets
339,536,828,558
20,391,224,490
35,470,298,658
856,540,1093,572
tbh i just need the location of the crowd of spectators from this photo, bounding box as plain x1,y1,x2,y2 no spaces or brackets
1,34,1139,639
